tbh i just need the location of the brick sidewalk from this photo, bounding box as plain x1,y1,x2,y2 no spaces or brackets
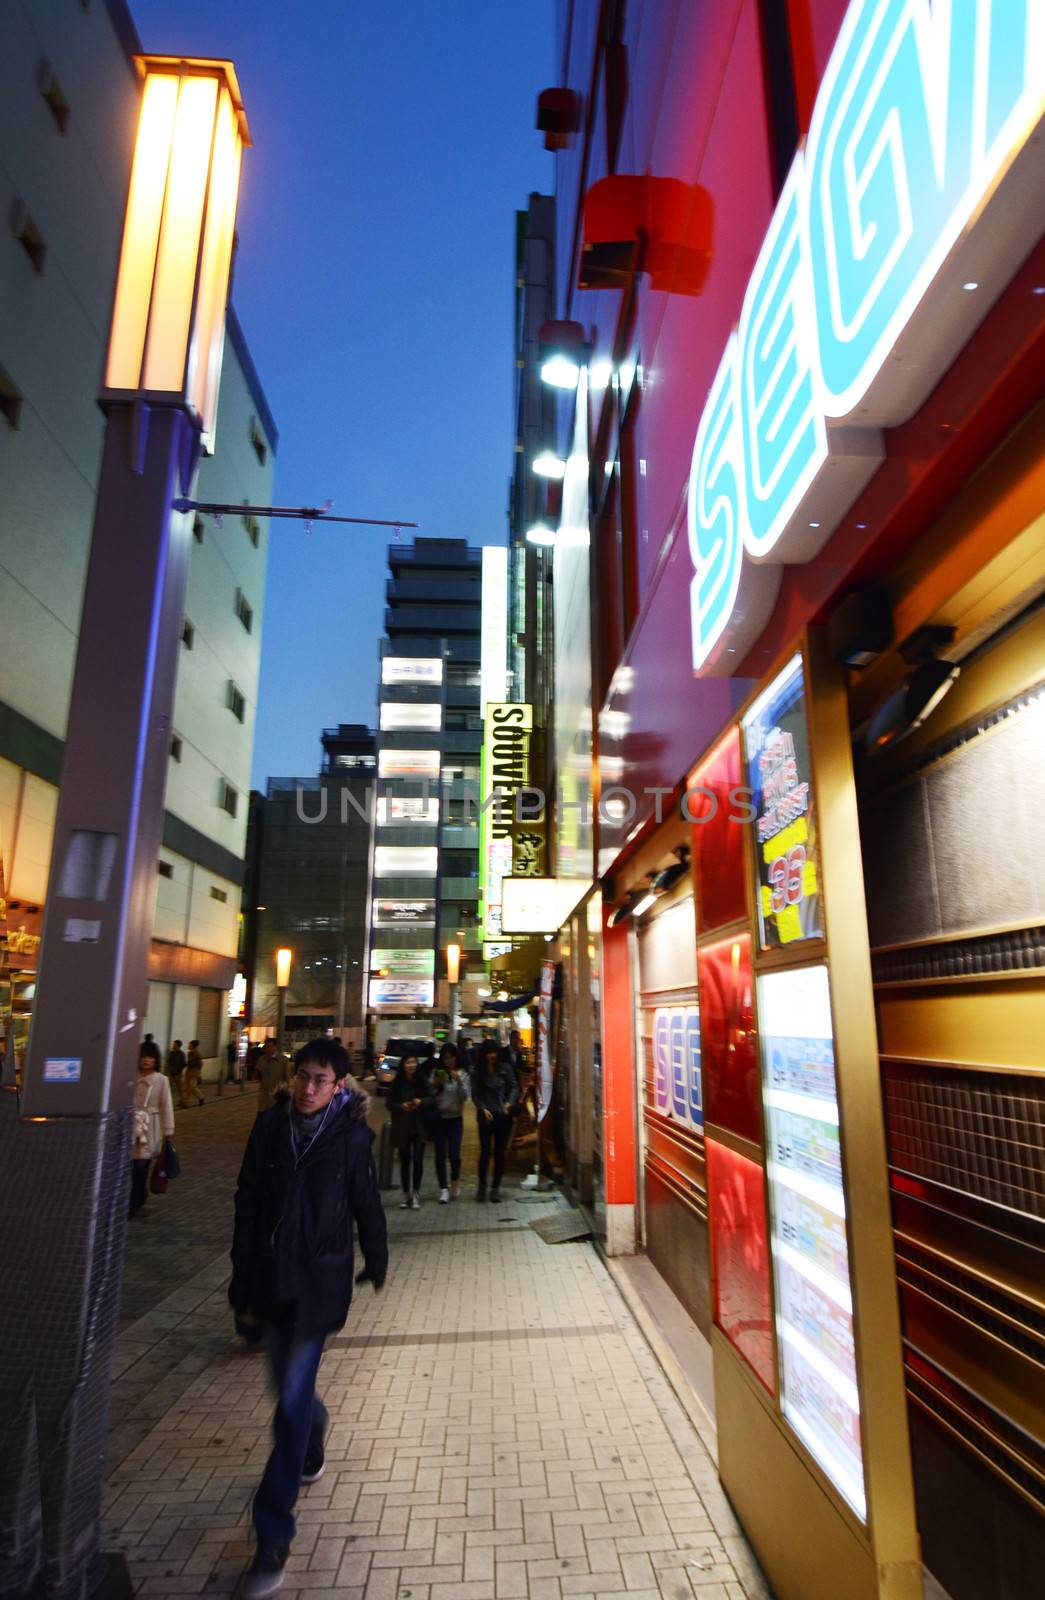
103,1092,769,1600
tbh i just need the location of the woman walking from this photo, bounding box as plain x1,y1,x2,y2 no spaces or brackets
181,1038,205,1107
431,1042,469,1203
471,1040,518,1203
130,1040,175,1217
386,1053,434,1209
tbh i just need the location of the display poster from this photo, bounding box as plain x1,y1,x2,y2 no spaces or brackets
651,1005,702,1132
382,656,443,686
758,963,864,1520
741,655,823,949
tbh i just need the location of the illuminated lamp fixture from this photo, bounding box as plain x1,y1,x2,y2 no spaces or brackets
865,624,959,754
533,450,566,480
536,87,581,150
579,175,712,295
538,319,587,389
102,56,249,453
631,886,658,919
652,845,691,895
525,523,556,546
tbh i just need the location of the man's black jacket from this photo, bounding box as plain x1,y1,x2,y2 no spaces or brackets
230,1087,388,1338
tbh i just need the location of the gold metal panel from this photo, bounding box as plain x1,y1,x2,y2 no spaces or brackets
714,1332,922,1600
804,628,924,1581
878,980,1045,1069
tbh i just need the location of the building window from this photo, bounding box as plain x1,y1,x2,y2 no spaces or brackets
250,416,267,465
234,588,253,633
219,780,238,817
209,885,228,903
226,681,246,722
13,205,46,274
170,734,183,762
39,62,70,133
157,860,173,879
0,367,23,430
242,507,260,546
181,618,195,649
193,515,205,543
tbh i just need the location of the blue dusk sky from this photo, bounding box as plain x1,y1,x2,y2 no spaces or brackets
129,0,554,786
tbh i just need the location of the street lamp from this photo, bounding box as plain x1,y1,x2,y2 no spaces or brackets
275,946,293,1044
446,942,460,1036
3,57,249,1600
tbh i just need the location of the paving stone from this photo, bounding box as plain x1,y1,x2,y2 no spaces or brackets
100,1091,767,1600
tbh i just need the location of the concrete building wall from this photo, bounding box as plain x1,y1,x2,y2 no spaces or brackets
0,0,276,1075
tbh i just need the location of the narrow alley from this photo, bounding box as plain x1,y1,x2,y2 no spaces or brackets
102,1093,770,1600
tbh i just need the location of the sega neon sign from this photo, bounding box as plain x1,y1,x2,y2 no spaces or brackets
688,0,1045,672
653,1007,703,1131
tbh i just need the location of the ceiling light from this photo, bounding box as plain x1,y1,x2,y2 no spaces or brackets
962,281,979,291
525,523,556,546
588,358,613,390
631,891,657,918
540,354,581,388
537,319,587,390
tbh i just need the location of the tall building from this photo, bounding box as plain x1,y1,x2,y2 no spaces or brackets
368,536,485,1032
0,0,276,1072
244,726,375,1042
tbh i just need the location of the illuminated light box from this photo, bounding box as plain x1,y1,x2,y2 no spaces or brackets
373,846,437,878
759,962,864,1520
698,934,760,1145
369,948,435,976
500,876,586,934
378,748,441,779
376,796,439,826
689,728,746,933
480,547,508,711
382,657,443,686
742,654,823,950
706,1138,774,1393
379,702,442,732
368,976,434,1009
372,899,435,927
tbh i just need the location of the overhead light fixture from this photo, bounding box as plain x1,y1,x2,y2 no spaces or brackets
631,890,658,918
525,523,556,546
532,450,567,479
538,319,587,389
588,358,613,390
865,624,960,754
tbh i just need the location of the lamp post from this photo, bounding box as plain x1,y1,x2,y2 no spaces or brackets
0,58,248,1600
275,946,293,1046
446,941,460,1038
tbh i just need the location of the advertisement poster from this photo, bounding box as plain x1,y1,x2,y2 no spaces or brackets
368,976,434,1008
758,963,865,1521
742,654,823,949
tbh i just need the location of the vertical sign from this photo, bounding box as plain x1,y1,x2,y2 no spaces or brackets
480,546,508,714
480,703,532,952
742,655,823,948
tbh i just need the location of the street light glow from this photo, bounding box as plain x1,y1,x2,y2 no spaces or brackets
275,947,293,988
532,450,566,479
525,523,556,545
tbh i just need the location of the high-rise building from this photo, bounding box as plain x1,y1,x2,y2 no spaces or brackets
0,0,276,1074
244,726,376,1042
368,537,485,1032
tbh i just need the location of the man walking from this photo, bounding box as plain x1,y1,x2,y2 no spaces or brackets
230,1037,388,1596
165,1037,186,1088
256,1036,289,1111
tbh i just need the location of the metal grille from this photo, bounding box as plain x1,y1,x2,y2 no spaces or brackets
906,1355,1045,1513
873,925,1045,984
883,1064,1045,1218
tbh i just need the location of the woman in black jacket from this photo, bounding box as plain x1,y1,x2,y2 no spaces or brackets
229,1038,387,1597
471,1040,519,1202
385,1052,435,1209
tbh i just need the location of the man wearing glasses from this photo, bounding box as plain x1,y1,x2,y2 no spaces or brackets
230,1038,388,1596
